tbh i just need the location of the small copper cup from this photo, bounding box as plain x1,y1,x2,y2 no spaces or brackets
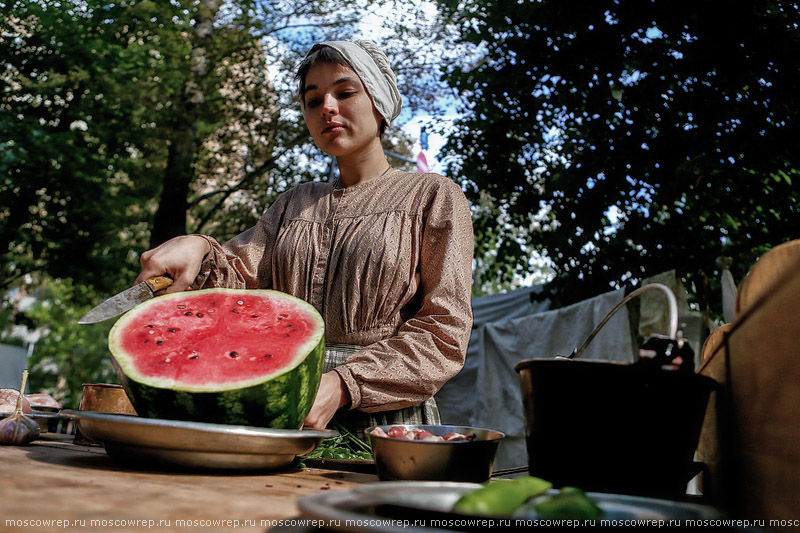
73,383,136,445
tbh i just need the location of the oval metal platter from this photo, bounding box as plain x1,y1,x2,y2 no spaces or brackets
61,409,337,471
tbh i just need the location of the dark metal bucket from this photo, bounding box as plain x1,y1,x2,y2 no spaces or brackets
514,284,717,498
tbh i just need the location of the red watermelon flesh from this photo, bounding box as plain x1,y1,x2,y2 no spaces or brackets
116,291,318,389
108,289,325,428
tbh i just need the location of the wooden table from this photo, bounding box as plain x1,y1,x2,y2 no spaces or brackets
0,433,377,532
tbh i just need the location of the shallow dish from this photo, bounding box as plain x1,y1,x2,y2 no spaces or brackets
298,481,730,533
61,409,336,471
0,409,61,419
367,424,504,482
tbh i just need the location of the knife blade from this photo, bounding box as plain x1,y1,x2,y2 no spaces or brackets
78,275,173,324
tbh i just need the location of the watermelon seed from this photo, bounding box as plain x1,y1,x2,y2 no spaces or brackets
237,300,244,305
189,355,199,359
196,312,204,317
278,313,288,319
251,314,258,318
263,354,272,358
231,308,238,313
157,340,163,345
167,328,176,333
283,333,290,338
184,311,193,316
146,324,154,328
148,330,155,335
178,305,186,309
229,351,239,358
208,309,215,313
165,358,171,363
249,356,256,361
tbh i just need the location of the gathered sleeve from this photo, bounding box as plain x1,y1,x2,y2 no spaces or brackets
191,191,291,291
333,179,475,412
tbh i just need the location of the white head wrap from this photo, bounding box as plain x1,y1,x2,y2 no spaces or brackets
312,40,403,126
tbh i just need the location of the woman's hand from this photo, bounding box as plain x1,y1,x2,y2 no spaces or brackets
134,235,212,294
303,371,351,429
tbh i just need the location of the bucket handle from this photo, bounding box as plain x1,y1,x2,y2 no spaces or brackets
563,283,679,360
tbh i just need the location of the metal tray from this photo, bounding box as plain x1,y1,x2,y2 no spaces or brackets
0,409,61,420
298,481,729,532
61,410,336,471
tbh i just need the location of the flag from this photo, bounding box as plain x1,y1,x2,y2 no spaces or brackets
416,151,430,173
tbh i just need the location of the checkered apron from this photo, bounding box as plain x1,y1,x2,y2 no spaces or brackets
324,343,441,441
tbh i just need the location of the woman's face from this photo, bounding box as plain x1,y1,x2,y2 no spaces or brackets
301,62,384,158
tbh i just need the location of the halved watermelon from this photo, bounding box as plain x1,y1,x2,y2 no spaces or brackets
108,289,325,429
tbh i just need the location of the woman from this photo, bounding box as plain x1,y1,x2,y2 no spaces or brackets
134,40,474,436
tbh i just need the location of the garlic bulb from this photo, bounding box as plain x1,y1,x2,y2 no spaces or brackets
0,370,40,445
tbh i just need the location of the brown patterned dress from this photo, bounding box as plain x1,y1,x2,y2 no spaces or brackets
193,169,474,436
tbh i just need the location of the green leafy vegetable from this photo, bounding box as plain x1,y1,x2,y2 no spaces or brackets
296,423,373,467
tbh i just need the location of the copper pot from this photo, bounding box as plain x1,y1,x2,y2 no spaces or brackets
77,383,137,415
73,383,136,445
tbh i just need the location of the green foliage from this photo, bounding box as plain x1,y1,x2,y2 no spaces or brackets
0,0,185,298
1,0,437,289
1,0,463,403
9,276,116,409
437,0,800,312
470,189,554,296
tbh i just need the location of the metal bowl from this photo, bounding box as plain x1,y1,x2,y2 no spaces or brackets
366,424,504,482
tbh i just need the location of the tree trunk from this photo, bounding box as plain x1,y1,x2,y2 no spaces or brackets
150,0,222,247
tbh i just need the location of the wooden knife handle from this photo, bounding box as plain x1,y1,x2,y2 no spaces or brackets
144,275,173,293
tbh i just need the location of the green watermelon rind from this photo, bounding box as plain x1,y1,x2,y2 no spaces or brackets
108,289,325,429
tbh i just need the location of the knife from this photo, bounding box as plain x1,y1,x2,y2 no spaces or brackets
78,275,173,324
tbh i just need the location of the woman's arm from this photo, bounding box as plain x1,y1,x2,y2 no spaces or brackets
302,371,351,429
191,192,293,290
135,190,289,293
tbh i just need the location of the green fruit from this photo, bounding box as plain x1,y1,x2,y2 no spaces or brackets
453,476,553,516
108,289,325,429
533,488,604,520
